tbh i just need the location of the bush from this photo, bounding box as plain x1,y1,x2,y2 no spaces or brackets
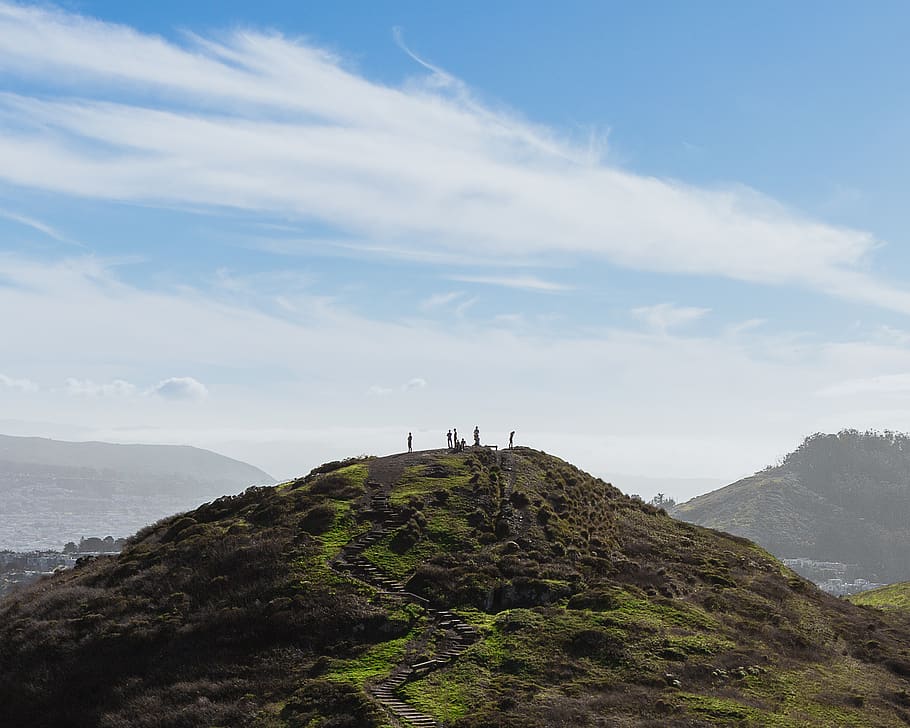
281,679,382,727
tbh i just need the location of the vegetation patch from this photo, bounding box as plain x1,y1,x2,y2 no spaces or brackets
849,582,910,611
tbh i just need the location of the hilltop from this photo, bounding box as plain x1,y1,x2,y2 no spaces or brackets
2,446,910,727
0,434,274,550
672,430,910,583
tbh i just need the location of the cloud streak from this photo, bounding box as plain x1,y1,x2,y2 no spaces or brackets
0,372,38,392
632,303,710,332
0,2,903,312
0,208,75,245
450,274,572,292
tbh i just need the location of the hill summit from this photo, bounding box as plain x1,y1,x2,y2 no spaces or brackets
672,429,910,583
2,446,910,727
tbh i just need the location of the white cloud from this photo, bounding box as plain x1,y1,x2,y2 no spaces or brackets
0,3,903,311
62,375,208,400
3,251,910,486
420,291,462,310
631,303,710,332
151,376,208,401
450,275,571,292
725,318,766,336
65,378,137,398
369,377,427,396
0,372,38,392
0,208,73,244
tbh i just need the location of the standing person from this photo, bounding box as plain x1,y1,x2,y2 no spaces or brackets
407,432,413,453
509,431,515,449
461,437,466,452
453,428,458,451
447,429,453,449
474,425,480,446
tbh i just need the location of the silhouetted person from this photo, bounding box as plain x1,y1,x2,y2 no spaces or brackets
509,431,515,449
453,428,458,450
407,432,413,453
461,437,466,451
447,429,453,449
473,425,480,446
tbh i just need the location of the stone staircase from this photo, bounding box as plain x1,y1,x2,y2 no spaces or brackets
330,478,479,728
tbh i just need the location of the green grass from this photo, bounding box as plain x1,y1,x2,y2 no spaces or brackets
319,501,370,561
310,463,371,560
389,459,472,505
323,629,420,686
849,582,910,611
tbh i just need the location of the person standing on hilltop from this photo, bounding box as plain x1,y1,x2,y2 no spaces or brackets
453,428,458,451
509,430,515,449
407,432,413,453
447,429,453,449
474,425,480,446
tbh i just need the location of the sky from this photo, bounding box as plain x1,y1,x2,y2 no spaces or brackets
2,1,910,501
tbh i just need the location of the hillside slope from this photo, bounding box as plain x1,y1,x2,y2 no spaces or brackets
672,431,910,582
2,447,910,727
0,434,274,550
850,583,910,612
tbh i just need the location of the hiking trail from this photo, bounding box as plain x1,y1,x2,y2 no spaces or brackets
329,451,480,728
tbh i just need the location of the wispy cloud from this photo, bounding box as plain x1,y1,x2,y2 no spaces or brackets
368,377,428,396
631,303,710,332
0,3,903,311
65,378,137,398
0,208,76,245
450,275,571,292
725,318,766,336
63,375,207,400
420,291,462,310
0,372,38,392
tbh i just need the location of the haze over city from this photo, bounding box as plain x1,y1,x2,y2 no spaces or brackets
3,2,910,501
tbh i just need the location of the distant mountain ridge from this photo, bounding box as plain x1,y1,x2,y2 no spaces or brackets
0,434,274,551
672,430,910,582
0,434,272,484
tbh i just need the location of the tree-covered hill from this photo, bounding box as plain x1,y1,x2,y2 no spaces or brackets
672,430,910,583
2,447,910,727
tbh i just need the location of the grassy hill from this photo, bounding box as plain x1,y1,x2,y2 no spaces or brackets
850,583,910,612
2,446,910,727
672,430,910,582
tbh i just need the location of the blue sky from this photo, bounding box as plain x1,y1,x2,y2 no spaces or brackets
2,1,910,499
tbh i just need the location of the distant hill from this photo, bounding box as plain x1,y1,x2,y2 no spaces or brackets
850,582,910,612
2,447,910,727
672,430,910,582
0,434,274,550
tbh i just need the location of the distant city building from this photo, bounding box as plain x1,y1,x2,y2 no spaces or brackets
782,557,886,596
